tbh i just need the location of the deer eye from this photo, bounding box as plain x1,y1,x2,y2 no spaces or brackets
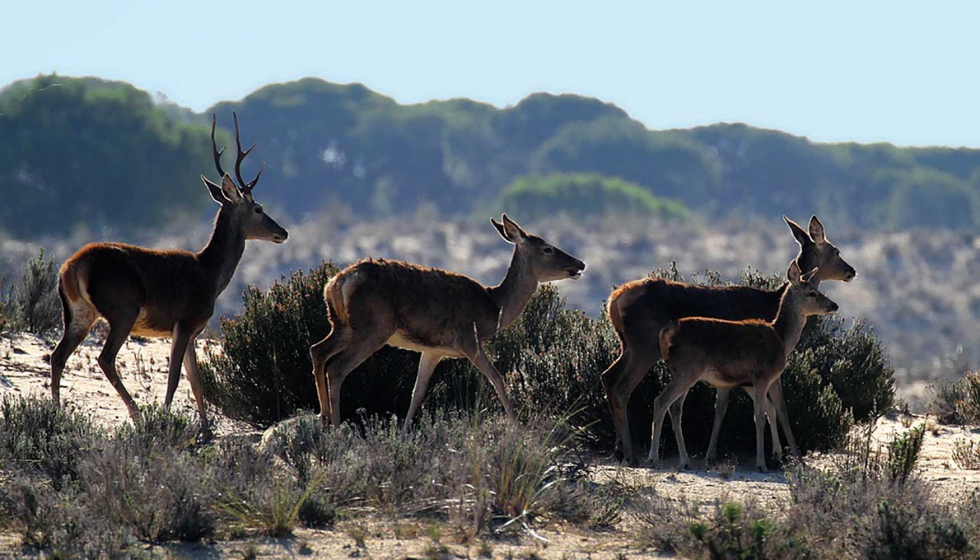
254,206,264,214
543,246,554,255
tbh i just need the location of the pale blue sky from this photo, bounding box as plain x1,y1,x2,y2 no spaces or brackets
3,1,978,147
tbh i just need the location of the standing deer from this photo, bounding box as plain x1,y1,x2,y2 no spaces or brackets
653,261,838,471
50,114,288,433
309,214,586,430
602,216,855,465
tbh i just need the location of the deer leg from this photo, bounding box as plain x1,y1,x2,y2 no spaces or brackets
401,351,443,435
742,387,783,463
647,371,697,466
601,351,629,451
182,333,210,433
706,387,731,463
51,299,96,406
668,392,690,469
753,380,774,472
324,331,389,427
97,314,140,421
462,344,517,422
607,351,657,466
767,378,799,458
164,324,194,409
601,351,634,459
310,324,351,424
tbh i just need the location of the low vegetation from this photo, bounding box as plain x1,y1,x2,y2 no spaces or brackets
644,421,979,560
0,396,615,557
930,371,980,426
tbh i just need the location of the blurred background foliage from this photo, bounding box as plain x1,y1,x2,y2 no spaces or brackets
4,74,980,238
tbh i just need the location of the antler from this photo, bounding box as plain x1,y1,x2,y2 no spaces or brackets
232,111,264,195
210,114,226,178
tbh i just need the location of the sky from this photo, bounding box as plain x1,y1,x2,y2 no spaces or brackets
3,1,979,147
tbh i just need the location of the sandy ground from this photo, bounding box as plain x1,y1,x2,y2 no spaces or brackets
1,332,979,559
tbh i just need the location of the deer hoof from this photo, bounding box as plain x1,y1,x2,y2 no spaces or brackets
197,424,214,444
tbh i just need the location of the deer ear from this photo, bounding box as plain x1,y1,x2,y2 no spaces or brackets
784,216,811,246
220,173,242,204
491,218,507,241
500,214,528,244
202,175,226,204
808,215,827,243
802,267,820,284
787,260,803,285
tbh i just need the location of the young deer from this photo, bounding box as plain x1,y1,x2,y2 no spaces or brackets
653,260,838,471
50,114,288,433
309,214,586,430
603,216,855,464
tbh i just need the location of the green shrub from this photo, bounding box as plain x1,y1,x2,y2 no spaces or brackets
930,372,980,426
5,248,61,334
952,439,980,470
684,501,800,560
958,372,980,425
0,272,13,332
496,173,690,221
887,425,925,484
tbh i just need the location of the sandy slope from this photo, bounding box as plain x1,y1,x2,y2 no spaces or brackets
1,332,978,559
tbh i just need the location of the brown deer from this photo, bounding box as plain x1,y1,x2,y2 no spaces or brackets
602,216,855,464
309,214,586,431
653,260,838,471
50,114,288,433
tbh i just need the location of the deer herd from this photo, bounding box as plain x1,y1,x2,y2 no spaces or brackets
49,114,857,472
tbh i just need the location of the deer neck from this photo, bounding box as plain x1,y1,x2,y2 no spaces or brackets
489,248,538,332
772,286,807,356
197,210,247,296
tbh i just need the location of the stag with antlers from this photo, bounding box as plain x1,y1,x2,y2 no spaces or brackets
50,113,287,434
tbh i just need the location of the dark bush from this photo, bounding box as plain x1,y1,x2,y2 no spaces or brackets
199,262,423,426
202,261,896,459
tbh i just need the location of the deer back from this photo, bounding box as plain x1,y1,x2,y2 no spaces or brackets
663,317,787,386
326,259,501,346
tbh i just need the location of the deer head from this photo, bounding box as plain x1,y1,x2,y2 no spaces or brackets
784,215,855,283
202,113,288,243
491,214,586,282
785,260,839,316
